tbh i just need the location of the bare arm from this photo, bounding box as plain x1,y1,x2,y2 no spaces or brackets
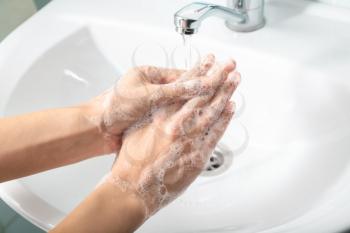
0,105,107,182
50,57,239,233
0,55,225,182
0,55,236,232
50,182,146,233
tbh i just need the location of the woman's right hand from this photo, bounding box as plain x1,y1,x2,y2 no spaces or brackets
85,54,235,153
50,56,240,233
104,59,241,218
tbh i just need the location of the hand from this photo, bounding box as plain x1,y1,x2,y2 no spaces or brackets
104,59,241,218
49,56,240,233
87,54,235,153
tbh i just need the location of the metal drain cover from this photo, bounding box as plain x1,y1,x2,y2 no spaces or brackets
201,143,233,176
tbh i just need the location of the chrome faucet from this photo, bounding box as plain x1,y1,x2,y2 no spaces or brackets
174,0,265,34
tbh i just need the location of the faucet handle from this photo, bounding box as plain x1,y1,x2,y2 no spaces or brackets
226,0,265,32
228,0,264,11
233,0,246,10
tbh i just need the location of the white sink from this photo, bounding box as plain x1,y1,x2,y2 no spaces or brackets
1,0,350,232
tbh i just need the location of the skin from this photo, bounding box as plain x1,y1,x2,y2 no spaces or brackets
0,106,105,182
89,54,235,151
51,57,240,233
0,54,240,233
0,54,226,181
110,71,240,217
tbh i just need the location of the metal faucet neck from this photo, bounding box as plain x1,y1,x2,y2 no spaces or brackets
174,0,265,35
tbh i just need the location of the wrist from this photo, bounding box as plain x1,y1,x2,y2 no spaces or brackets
52,175,147,233
78,104,120,155
98,178,148,229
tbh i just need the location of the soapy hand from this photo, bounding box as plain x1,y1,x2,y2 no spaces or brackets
104,58,241,218
88,54,235,152
48,55,240,233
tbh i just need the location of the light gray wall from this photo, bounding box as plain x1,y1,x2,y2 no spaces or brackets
0,0,50,41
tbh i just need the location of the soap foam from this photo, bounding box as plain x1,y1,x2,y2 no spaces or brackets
93,56,234,219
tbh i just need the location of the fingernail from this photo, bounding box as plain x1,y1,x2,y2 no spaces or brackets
224,104,235,120
205,54,215,61
228,71,241,85
226,101,234,112
202,54,214,66
230,101,236,113
224,59,236,70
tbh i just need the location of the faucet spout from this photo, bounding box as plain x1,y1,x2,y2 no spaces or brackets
174,1,265,35
174,2,246,35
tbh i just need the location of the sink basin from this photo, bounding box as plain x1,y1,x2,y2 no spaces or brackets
1,0,350,232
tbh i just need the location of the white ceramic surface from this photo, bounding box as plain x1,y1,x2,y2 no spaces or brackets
0,0,350,232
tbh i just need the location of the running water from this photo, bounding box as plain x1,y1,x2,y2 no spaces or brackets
182,34,192,70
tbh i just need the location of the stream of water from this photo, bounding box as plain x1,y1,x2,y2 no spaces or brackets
182,34,192,70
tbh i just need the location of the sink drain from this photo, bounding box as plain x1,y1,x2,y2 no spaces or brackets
206,150,224,171
201,143,233,176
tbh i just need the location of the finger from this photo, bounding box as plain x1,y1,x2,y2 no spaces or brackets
167,96,210,136
163,157,185,187
196,71,240,130
186,59,236,98
154,140,190,167
149,60,237,105
176,152,204,186
149,78,208,105
204,102,234,150
175,103,234,178
135,66,186,84
162,104,234,191
180,54,216,80
156,54,215,83
183,151,207,171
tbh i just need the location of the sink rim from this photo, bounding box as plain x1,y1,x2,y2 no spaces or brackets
0,0,350,232
1,25,349,233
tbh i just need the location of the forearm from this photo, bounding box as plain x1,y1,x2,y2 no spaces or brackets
0,105,113,182
50,182,146,233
